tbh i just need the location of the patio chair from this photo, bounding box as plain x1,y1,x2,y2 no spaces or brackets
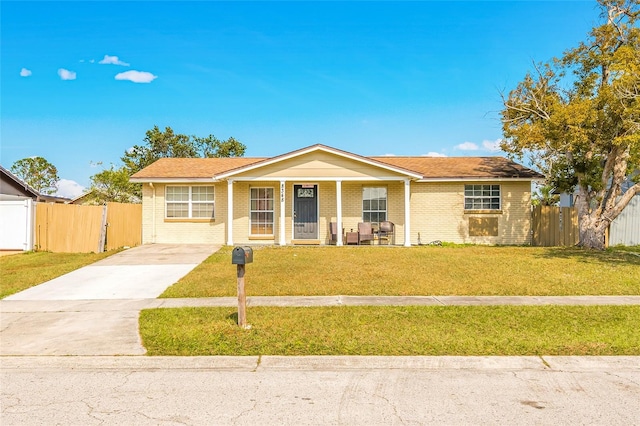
357,222,375,245
329,222,343,245
378,221,395,245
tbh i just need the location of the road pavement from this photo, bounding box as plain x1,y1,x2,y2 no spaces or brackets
2,356,639,425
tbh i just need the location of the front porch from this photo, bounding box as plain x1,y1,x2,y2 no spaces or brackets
225,179,412,247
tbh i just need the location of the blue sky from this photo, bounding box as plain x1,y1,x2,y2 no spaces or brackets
2,1,599,197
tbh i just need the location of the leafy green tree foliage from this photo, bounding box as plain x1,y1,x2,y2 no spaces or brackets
193,135,246,158
10,156,59,195
532,184,560,207
117,125,247,199
501,0,639,249
122,125,246,176
86,165,140,204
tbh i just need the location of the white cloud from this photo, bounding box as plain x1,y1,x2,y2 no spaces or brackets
20,68,32,77
115,70,157,83
55,179,85,199
424,152,447,157
482,139,502,152
455,142,479,151
99,55,130,66
58,68,77,80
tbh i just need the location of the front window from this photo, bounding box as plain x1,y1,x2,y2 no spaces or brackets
464,184,500,210
250,187,274,235
166,186,214,219
363,187,387,225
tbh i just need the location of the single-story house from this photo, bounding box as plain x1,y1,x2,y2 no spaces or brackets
130,144,543,246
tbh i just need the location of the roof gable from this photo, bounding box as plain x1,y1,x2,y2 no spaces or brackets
216,144,422,180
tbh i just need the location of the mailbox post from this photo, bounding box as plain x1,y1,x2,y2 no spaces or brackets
231,246,253,328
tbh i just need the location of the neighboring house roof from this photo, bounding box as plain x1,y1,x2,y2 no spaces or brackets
1,164,41,199
0,164,70,203
130,144,543,182
68,190,95,204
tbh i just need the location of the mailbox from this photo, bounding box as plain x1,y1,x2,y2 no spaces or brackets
232,246,253,265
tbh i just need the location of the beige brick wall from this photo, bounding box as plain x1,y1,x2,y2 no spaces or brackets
141,183,226,244
141,180,531,246
410,181,531,245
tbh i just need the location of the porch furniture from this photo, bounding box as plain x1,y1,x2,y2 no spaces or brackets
346,231,359,245
329,222,344,245
357,222,375,245
378,221,395,245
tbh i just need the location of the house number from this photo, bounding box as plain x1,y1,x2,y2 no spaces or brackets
280,182,285,203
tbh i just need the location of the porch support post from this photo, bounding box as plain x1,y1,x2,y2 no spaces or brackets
404,179,411,247
227,179,234,246
279,180,286,246
336,180,343,246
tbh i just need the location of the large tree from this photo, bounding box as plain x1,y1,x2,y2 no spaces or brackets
118,125,247,199
501,0,640,249
10,156,59,195
122,125,246,176
86,165,140,204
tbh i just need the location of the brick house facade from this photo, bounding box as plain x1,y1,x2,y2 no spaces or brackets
131,144,542,246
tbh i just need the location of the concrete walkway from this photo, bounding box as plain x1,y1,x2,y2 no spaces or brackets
0,244,220,356
4,244,219,300
2,295,639,356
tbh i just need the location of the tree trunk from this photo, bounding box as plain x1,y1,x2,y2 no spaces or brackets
578,220,607,250
575,186,608,250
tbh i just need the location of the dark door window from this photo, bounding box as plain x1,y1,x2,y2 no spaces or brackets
293,184,318,239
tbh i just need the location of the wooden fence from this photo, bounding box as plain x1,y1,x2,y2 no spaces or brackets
531,205,579,247
105,202,142,251
35,202,141,253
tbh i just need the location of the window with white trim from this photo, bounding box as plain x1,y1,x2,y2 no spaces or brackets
166,186,214,219
464,184,501,210
250,187,274,235
362,187,387,225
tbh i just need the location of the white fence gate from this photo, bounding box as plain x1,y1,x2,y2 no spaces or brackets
609,196,640,246
0,199,34,251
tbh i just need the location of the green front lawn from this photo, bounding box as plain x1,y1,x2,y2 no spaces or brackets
161,245,640,297
140,305,640,356
0,251,117,299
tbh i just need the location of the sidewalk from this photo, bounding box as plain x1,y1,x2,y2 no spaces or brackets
2,295,639,356
3,295,640,313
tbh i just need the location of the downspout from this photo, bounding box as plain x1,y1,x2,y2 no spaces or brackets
149,182,156,243
227,179,234,246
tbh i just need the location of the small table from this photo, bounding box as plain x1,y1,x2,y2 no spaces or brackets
345,232,359,245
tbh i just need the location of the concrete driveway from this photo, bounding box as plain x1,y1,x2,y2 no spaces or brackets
0,244,220,356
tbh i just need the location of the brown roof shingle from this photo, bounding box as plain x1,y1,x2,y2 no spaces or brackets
130,157,266,179
130,151,542,181
370,156,543,179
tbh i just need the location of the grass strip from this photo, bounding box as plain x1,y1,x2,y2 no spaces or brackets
160,245,640,297
0,251,117,298
140,305,640,356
